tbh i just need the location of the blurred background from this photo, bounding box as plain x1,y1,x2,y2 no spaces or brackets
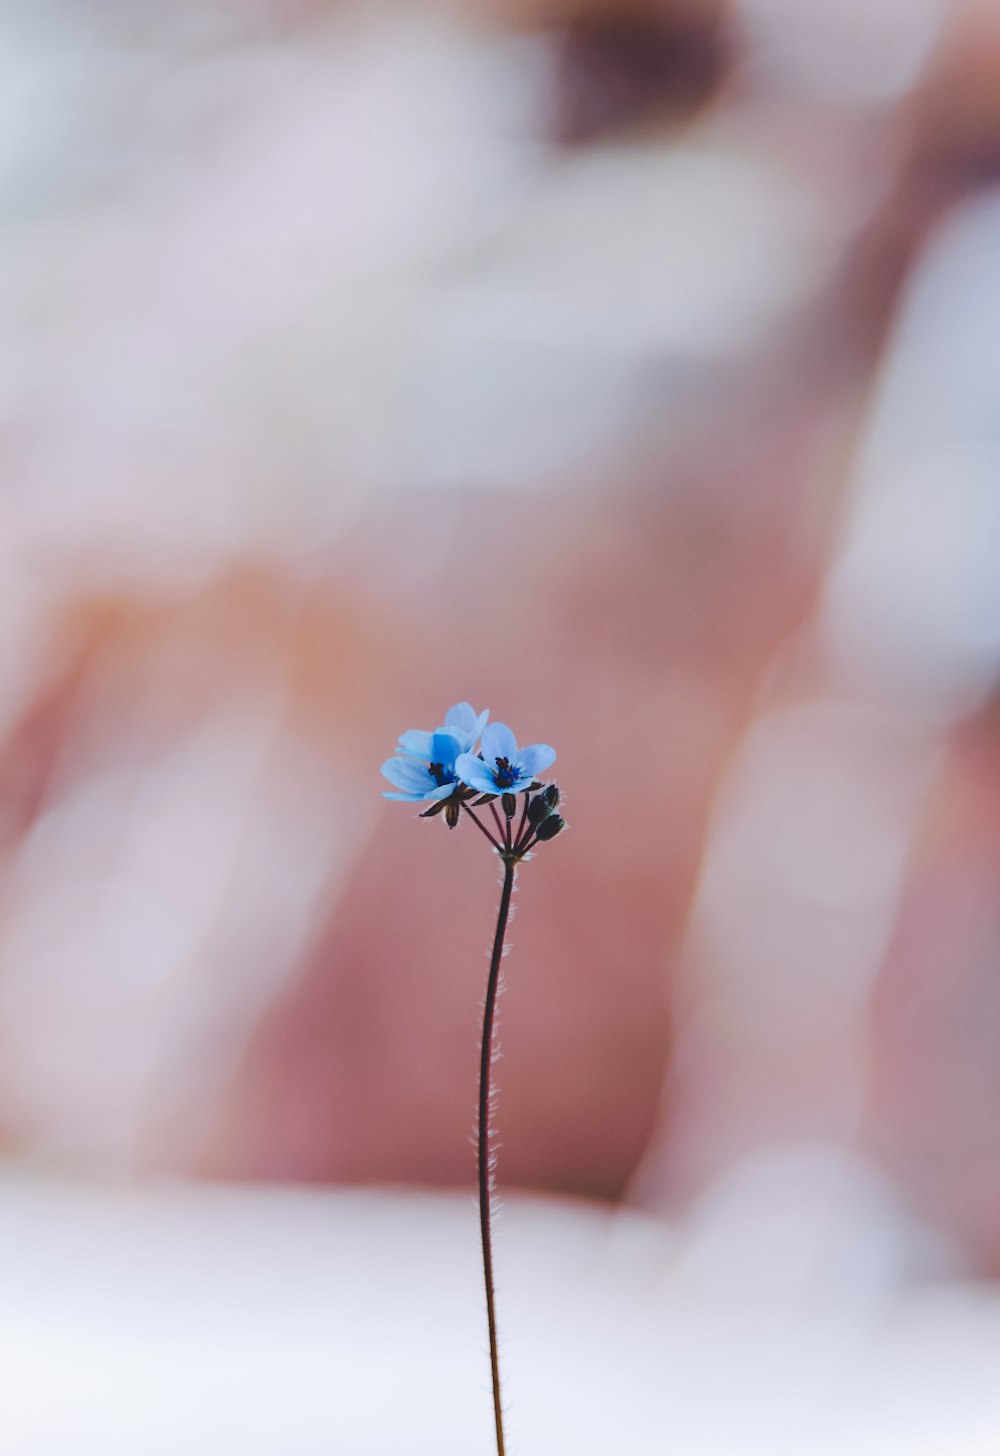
3,0,1000,1450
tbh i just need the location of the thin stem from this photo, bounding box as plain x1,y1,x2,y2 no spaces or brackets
512,803,535,856
479,856,515,1456
462,802,503,851
489,800,506,846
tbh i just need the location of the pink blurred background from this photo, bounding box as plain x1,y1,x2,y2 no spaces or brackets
3,0,1000,1449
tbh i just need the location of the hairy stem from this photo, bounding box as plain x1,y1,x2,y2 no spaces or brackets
479,856,515,1456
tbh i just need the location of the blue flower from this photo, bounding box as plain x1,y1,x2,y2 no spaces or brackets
456,723,556,796
394,701,489,763
381,702,490,802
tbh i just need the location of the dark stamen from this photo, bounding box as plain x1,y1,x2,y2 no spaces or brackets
493,756,519,790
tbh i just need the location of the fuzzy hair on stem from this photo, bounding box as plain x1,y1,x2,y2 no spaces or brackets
478,854,517,1456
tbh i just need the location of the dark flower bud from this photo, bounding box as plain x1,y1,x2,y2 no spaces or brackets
445,801,461,829
501,792,517,818
534,814,565,841
526,795,550,827
542,784,560,810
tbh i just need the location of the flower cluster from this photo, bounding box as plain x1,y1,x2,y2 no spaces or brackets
381,701,488,804
381,701,565,853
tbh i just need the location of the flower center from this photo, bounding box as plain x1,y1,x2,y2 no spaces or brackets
428,761,455,788
493,756,519,789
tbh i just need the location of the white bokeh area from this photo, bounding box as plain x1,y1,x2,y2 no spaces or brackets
3,1173,1000,1456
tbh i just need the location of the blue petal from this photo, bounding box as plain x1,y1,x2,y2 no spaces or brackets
430,729,463,766
454,750,480,781
385,781,454,803
446,702,490,747
445,702,476,735
480,722,516,766
381,757,432,790
507,773,534,793
425,782,456,801
397,729,433,758
456,753,497,794
517,743,556,776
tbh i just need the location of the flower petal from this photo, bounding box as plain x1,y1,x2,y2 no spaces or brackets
517,743,556,776
507,772,535,793
445,702,476,736
456,753,497,794
446,702,490,745
397,730,433,758
424,782,456,801
480,722,517,766
430,729,463,766
382,789,423,801
381,756,432,790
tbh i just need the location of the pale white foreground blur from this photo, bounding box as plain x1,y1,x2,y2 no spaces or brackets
2,1156,999,1456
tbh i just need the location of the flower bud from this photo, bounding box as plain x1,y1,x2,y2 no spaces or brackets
501,792,517,818
526,795,549,827
534,814,565,841
542,784,560,810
